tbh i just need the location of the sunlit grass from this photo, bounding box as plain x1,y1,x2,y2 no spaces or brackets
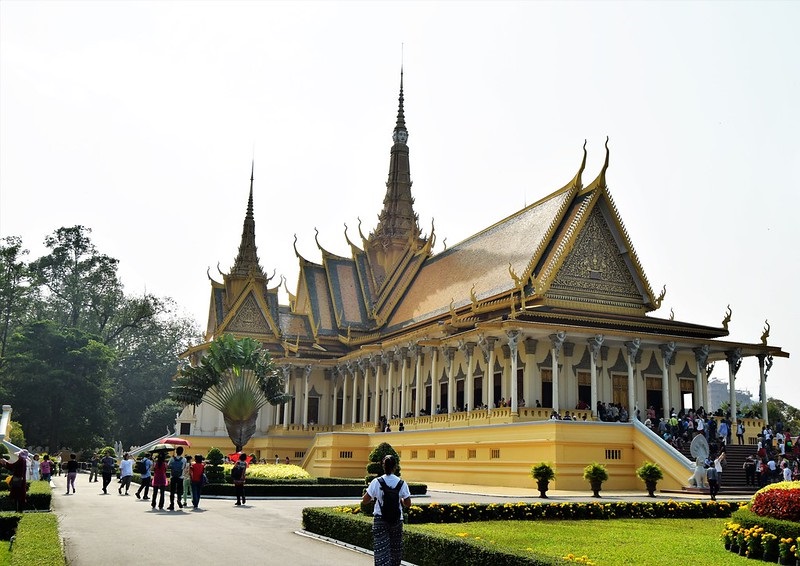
411,518,749,565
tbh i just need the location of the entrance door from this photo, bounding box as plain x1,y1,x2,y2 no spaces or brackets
612,375,628,408
541,368,553,408
645,377,662,416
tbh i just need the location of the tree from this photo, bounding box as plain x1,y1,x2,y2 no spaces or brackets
139,398,183,441
0,236,33,364
28,226,164,345
170,334,290,451
3,320,115,451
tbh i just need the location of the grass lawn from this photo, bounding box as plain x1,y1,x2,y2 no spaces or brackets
0,542,9,566
411,518,749,565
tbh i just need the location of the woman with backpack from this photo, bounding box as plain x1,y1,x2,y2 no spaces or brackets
361,455,411,566
232,452,248,506
189,454,206,509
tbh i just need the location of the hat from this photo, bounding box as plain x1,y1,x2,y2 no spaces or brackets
16,449,29,459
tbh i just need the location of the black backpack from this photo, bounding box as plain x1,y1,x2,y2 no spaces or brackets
231,462,244,481
377,477,404,524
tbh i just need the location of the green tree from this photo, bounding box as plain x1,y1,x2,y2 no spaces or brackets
170,334,290,451
139,398,183,441
28,226,163,345
0,236,33,364
8,420,26,448
4,320,115,451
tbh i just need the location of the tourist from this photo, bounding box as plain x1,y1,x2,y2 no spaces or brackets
274,454,280,465
181,451,192,506
189,454,206,509
743,455,756,486
40,454,52,482
135,453,152,500
100,451,115,494
714,451,726,486
285,456,290,464
150,452,168,510
1,449,29,511
782,461,792,482
361,455,411,566
736,422,745,445
65,453,78,494
118,453,133,495
167,446,186,510
88,453,99,483
31,454,41,481
706,463,719,501
232,452,248,506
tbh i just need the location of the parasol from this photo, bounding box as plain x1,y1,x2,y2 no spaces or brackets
150,443,177,452
162,437,191,447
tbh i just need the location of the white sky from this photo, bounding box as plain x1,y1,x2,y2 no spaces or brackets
1,1,798,408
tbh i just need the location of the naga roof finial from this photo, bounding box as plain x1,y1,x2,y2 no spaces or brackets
761,319,771,345
722,304,732,331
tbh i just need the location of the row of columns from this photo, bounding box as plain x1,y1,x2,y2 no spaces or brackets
273,333,773,429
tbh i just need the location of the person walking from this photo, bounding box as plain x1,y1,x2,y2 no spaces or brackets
100,452,115,494
232,452,248,506
65,453,78,494
88,454,99,483
189,454,206,509
135,453,152,500
706,463,719,501
150,452,168,510
1,449,29,511
361,455,412,566
118,453,133,495
40,454,52,482
167,446,186,510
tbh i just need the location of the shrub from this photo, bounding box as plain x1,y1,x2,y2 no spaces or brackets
636,461,663,483
531,463,555,483
9,512,63,566
750,481,800,522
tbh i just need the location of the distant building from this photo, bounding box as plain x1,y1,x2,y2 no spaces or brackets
707,378,755,413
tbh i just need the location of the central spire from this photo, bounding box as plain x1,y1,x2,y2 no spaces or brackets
230,160,265,279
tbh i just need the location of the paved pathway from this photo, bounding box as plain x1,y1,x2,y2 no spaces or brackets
51,474,749,566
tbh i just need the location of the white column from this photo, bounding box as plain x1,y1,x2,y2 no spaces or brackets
487,342,496,412
507,330,520,413
373,356,381,423
331,372,339,426
588,335,603,418
399,348,408,417
282,367,292,428
522,338,537,408
626,339,640,420
385,352,394,418
341,366,349,426
693,345,709,411
301,365,311,428
464,342,475,413
660,342,676,419
758,354,773,423
430,347,440,412
413,347,422,415
351,364,359,424
726,348,742,427
445,347,455,414
550,332,566,413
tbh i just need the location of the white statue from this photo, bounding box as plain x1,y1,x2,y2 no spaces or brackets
688,432,709,488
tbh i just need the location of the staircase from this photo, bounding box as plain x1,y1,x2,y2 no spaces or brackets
676,443,760,495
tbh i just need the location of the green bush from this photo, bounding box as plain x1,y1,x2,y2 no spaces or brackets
0,480,52,512
9,512,63,565
730,506,800,540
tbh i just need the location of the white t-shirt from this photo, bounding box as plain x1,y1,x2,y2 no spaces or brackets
783,466,793,482
366,474,411,520
119,458,134,478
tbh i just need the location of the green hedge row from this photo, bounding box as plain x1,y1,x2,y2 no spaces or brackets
302,508,554,565
730,507,800,539
8,512,63,566
302,500,740,565
0,481,52,512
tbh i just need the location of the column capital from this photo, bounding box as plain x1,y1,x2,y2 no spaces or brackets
587,335,604,364
549,331,567,356
660,342,677,365
625,338,641,360
726,348,743,377
478,334,497,363
693,345,710,367
303,365,312,379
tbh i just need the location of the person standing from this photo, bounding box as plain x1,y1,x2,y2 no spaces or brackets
118,453,133,495
150,452,168,510
167,446,186,510
88,454,99,483
65,453,78,494
100,451,115,494
40,454,52,483
737,422,746,445
181,452,192,507
232,452,248,506
361,455,412,566
31,454,41,481
189,454,206,510
135,453,152,500
743,455,756,486
1,449,29,511
714,451,726,489
706,463,719,501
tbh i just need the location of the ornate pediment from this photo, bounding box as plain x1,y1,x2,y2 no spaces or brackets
226,293,271,335
547,207,645,311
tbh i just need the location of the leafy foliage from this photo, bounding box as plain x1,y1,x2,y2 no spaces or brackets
750,481,800,522
531,462,556,482
171,334,290,450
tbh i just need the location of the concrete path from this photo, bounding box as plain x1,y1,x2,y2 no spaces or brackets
51,474,749,566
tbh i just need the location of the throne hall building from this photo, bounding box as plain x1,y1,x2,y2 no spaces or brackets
177,74,788,490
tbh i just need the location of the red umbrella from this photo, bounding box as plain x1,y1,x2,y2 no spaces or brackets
163,437,191,447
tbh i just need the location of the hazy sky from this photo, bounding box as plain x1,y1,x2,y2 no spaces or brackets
1,1,798,407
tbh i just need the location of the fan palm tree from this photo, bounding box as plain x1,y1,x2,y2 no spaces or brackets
171,334,291,451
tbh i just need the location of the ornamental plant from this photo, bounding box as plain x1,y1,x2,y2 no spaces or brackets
531,462,556,483
751,481,800,522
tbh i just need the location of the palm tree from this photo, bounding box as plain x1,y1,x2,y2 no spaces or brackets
170,334,291,451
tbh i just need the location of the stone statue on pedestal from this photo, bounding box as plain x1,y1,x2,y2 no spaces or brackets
688,431,709,488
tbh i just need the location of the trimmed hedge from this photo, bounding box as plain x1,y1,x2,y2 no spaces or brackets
729,506,800,540
302,508,558,565
303,500,739,565
0,481,52,512
9,512,63,566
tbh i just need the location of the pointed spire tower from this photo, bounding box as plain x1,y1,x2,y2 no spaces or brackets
230,160,265,279
367,69,425,283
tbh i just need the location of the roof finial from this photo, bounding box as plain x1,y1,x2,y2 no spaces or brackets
230,160,264,278
392,65,407,144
